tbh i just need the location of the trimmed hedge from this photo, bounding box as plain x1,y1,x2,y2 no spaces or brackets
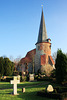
62,81,67,87
37,91,61,99
54,87,67,93
37,91,67,100
37,87,67,100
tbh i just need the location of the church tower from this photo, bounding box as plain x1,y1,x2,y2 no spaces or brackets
18,9,55,75
35,9,55,75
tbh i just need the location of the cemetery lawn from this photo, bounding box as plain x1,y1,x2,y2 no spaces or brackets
0,81,60,100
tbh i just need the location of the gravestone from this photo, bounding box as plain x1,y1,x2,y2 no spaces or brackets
10,76,20,95
47,85,54,92
22,88,25,93
17,75,20,81
29,74,34,81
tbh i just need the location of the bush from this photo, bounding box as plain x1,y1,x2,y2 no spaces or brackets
37,91,60,99
54,87,67,93
50,69,56,78
37,69,41,75
34,75,38,79
37,89,67,100
62,81,67,86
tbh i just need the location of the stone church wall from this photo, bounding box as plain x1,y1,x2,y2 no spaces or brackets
34,42,53,74
41,64,54,76
28,63,33,73
34,44,45,73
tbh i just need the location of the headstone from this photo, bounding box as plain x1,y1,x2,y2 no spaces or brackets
47,85,54,92
17,75,20,81
22,88,25,93
29,74,34,81
10,76,20,95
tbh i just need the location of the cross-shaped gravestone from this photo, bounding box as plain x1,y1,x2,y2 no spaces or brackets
10,76,20,95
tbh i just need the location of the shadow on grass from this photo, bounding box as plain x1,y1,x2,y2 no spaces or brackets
16,87,56,100
0,85,56,100
17,91,54,100
0,81,59,100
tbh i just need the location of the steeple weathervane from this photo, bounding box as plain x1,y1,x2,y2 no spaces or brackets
41,5,43,8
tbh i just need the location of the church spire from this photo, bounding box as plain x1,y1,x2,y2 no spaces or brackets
36,9,48,44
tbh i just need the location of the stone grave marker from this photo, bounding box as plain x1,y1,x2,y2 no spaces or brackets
29,74,34,81
22,88,25,93
47,85,54,92
17,75,20,81
10,76,20,95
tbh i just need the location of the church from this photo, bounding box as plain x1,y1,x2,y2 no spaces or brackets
17,9,55,75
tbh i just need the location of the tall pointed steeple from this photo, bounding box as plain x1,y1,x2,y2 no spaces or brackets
36,9,48,44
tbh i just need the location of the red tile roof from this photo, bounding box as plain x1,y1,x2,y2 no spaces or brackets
49,56,55,65
20,49,36,64
41,54,55,65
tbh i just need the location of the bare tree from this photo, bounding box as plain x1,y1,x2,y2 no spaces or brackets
52,52,57,63
9,56,14,62
14,55,22,64
66,53,67,57
30,52,35,74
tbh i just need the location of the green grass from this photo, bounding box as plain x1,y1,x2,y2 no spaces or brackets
0,81,59,100
0,81,49,89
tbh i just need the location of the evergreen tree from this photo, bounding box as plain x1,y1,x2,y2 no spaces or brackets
4,58,14,76
55,49,67,83
11,62,14,75
0,57,4,76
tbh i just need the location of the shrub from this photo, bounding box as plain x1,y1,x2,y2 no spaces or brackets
55,49,67,83
50,69,56,78
37,69,41,75
34,75,38,79
37,88,67,99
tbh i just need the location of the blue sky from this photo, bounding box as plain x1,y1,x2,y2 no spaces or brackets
0,0,67,60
